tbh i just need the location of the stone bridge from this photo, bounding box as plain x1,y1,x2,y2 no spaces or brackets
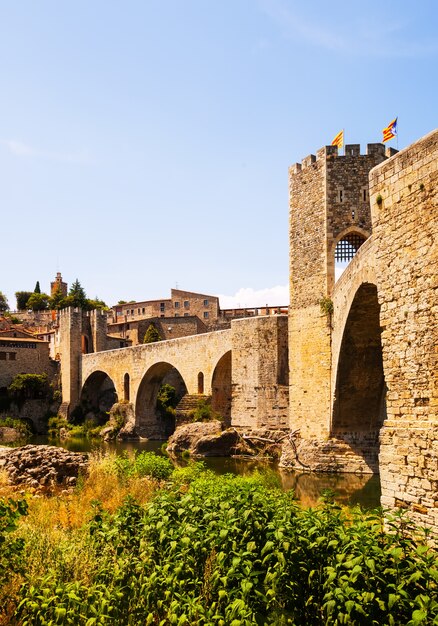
81,330,232,438
61,314,289,439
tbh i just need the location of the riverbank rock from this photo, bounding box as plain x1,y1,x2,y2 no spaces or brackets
279,436,377,474
101,402,138,441
0,426,23,444
191,428,241,456
167,420,223,454
0,445,89,491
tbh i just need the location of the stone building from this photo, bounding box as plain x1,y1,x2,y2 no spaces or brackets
111,289,220,325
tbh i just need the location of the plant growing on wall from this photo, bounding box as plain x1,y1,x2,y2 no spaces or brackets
319,296,334,317
143,324,162,344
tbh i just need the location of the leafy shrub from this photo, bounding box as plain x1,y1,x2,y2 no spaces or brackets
143,323,162,343
0,417,32,437
189,397,221,422
8,374,49,402
156,383,178,418
13,471,438,625
114,451,173,481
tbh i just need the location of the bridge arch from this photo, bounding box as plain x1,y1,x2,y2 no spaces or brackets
135,361,188,439
331,282,386,470
211,350,232,426
80,370,118,416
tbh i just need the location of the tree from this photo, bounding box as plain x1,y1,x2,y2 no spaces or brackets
34,281,41,294
48,287,66,310
26,292,49,311
143,324,162,343
0,291,8,313
87,297,108,311
68,279,87,309
15,291,33,310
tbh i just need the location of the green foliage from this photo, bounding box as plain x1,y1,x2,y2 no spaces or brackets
26,292,50,311
114,451,174,481
143,323,162,343
34,281,41,294
0,417,32,437
68,278,88,309
87,297,108,311
0,498,28,587
189,396,221,422
13,472,438,625
376,193,383,205
0,290,9,312
156,383,177,418
319,296,334,317
15,291,32,311
48,286,65,310
8,373,49,402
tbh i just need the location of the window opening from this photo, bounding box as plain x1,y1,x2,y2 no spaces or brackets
335,233,366,262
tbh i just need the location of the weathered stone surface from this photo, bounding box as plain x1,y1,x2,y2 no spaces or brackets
100,402,138,441
191,428,241,456
279,436,378,474
167,421,223,454
0,445,89,491
0,427,23,443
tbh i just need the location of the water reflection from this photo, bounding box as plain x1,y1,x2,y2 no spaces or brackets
25,436,381,509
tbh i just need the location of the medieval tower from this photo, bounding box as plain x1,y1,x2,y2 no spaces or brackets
288,143,396,440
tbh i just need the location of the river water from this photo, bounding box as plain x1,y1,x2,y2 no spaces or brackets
20,435,381,509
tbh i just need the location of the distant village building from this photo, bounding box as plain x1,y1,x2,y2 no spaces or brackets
51,272,68,297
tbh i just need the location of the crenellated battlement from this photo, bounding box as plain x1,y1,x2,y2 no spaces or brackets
290,143,398,175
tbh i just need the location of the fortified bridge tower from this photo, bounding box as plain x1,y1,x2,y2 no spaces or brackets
288,131,438,533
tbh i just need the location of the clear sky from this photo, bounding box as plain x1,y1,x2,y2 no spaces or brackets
1,0,436,309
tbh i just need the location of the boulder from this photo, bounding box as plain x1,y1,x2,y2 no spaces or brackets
167,420,223,454
191,428,241,456
0,426,23,443
0,444,89,491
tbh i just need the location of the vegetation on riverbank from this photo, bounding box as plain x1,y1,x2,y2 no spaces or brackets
1,453,437,625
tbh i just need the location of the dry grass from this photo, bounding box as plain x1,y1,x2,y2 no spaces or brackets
1,450,159,623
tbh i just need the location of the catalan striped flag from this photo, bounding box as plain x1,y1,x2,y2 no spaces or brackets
382,117,398,142
331,129,344,149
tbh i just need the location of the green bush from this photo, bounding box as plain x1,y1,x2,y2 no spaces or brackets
0,417,32,437
189,397,221,422
8,373,49,402
13,471,438,625
114,451,174,481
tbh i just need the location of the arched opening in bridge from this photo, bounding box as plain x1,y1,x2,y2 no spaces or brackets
335,231,367,281
211,351,232,427
332,283,386,472
80,370,118,420
135,362,188,439
197,372,204,395
124,373,130,401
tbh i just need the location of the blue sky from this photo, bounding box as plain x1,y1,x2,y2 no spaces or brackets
1,0,436,309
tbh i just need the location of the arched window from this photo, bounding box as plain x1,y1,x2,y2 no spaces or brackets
124,373,130,401
198,372,204,395
335,232,366,263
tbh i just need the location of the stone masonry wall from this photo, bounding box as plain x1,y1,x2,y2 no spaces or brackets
0,339,56,388
231,316,289,431
370,129,438,532
289,152,331,437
